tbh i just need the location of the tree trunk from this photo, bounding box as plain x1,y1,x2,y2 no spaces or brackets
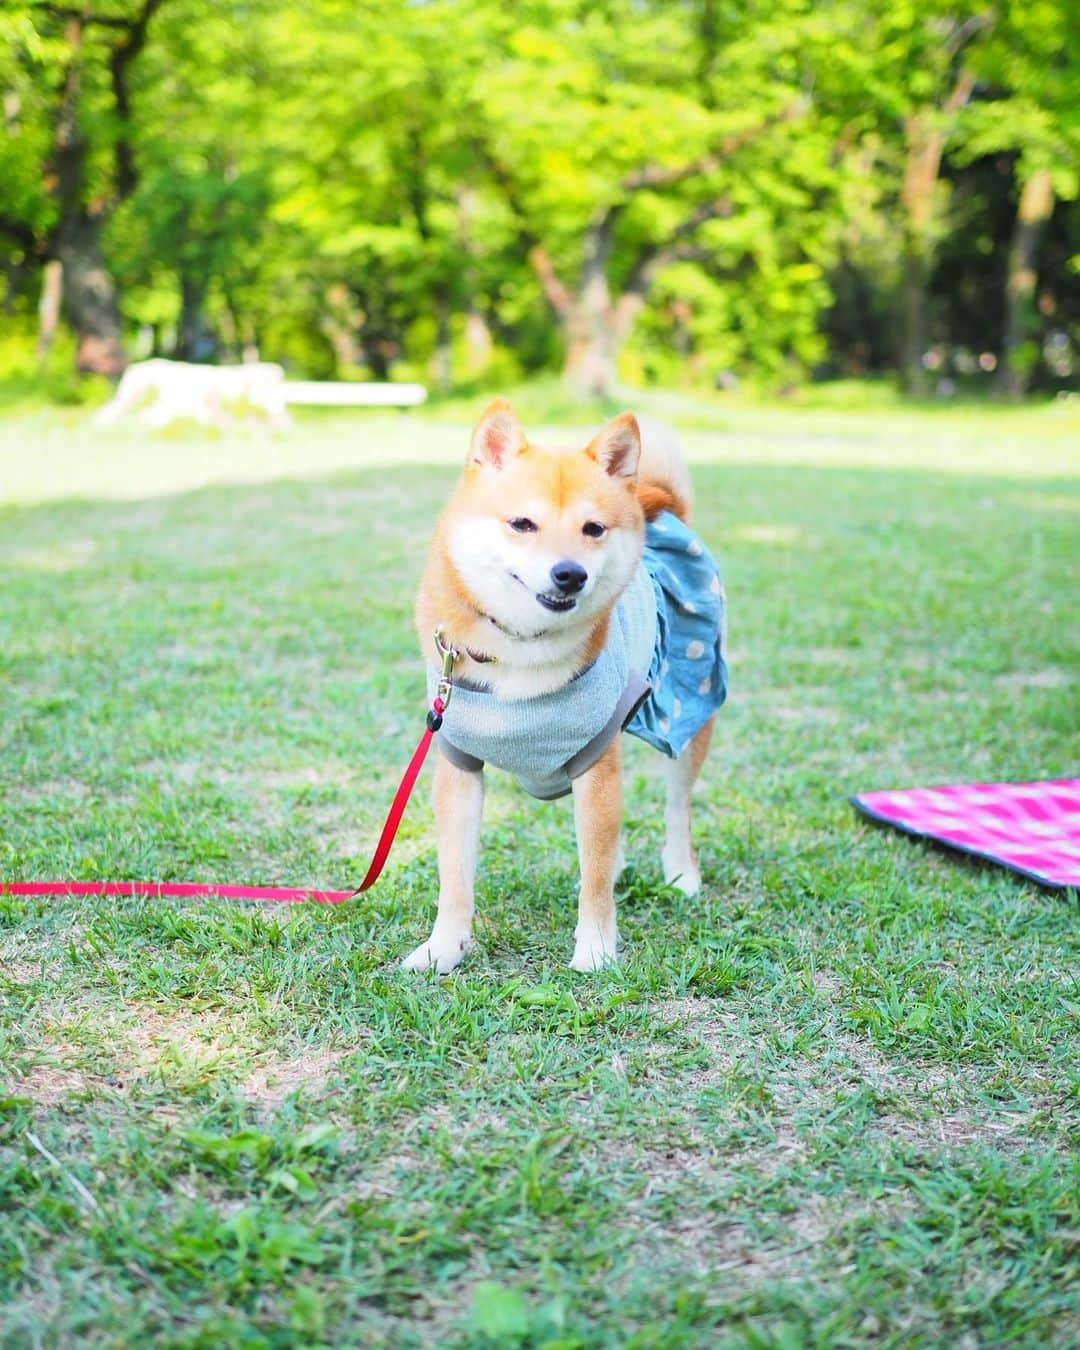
563,304,619,399
37,259,64,360
174,270,215,362
899,111,941,395
900,246,931,397
561,273,655,399
433,287,452,393
547,194,732,399
46,16,126,378
998,168,1054,399
523,179,736,398
359,330,391,381
39,3,164,380
457,188,492,377
55,212,126,377
217,291,239,363
321,282,361,373
463,308,492,375
562,223,619,398
898,70,976,395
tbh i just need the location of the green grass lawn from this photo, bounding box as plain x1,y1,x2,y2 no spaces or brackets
1,396,1077,1347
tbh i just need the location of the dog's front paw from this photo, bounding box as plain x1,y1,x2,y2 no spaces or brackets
569,922,618,972
401,931,473,975
662,847,701,898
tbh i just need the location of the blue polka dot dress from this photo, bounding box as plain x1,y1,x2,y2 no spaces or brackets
625,510,727,757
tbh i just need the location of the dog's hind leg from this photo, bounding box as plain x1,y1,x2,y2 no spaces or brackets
614,832,626,880
402,755,484,974
661,714,714,897
570,737,623,971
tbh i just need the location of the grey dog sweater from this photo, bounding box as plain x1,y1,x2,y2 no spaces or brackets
427,511,728,800
429,563,657,799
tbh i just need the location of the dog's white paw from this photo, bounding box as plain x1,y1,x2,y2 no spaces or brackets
662,848,701,897
401,932,472,974
569,923,618,972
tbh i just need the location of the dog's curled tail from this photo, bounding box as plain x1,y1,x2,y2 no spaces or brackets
634,415,693,523
637,480,689,522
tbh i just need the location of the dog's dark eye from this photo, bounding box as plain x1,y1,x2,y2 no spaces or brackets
582,521,606,538
507,517,537,534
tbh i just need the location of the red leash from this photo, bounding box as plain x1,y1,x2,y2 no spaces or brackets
347,691,447,895
0,880,353,904
3,639,457,907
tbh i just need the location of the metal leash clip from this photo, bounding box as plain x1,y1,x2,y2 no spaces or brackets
429,627,460,730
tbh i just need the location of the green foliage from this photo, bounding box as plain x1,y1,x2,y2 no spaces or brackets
0,321,112,407
0,1,1076,390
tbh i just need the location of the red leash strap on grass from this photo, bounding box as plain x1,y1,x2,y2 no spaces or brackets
1,879,354,905
350,711,440,895
3,695,448,906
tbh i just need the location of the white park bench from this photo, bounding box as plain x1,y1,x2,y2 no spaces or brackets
94,359,427,429
282,380,426,408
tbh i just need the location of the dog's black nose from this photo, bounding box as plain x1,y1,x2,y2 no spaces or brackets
550,560,587,595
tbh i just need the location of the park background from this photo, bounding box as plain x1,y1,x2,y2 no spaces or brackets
1,4,1078,1348
0,0,1077,405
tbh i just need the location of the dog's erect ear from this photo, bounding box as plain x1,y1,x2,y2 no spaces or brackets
592,412,641,479
469,399,526,471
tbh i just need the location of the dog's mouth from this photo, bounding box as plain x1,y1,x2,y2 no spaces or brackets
510,572,578,615
536,592,577,614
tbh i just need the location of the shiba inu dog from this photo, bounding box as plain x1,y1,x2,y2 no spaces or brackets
405,400,726,973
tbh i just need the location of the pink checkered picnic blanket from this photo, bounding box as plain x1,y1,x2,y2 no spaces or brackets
851,778,1080,890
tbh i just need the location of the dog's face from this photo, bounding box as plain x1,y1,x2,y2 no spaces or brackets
444,401,646,637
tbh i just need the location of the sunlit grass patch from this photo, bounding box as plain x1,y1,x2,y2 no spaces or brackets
1,401,1077,1344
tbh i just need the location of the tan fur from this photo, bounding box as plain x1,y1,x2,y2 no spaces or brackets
401,753,483,974
635,414,693,521
404,402,713,974
662,714,715,895
415,407,646,697
571,736,623,969
636,481,688,523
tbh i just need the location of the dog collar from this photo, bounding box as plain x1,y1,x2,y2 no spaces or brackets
477,609,551,642
437,623,497,667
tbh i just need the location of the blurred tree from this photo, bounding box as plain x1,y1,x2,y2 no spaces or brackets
107,0,285,365
822,0,996,395
262,0,489,382
818,0,1078,395
897,8,991,394
0,0,1076,393
473,0,826,395
0,1,170,374
956,0,1080,395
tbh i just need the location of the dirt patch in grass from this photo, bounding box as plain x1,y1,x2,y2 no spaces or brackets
615,1156,843,1294
8,1063,106,1105
1,957,64,984
802,646,862,667
6,538,100,572
1,928,75,982
739,691,841,725
121,1004,232,1066
727,523,815,545
7,1001,243,1103
4,778,93,802
9,979,354,1108
994,667,1073,690
240,1046,344,1108
653,993,1047,1155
